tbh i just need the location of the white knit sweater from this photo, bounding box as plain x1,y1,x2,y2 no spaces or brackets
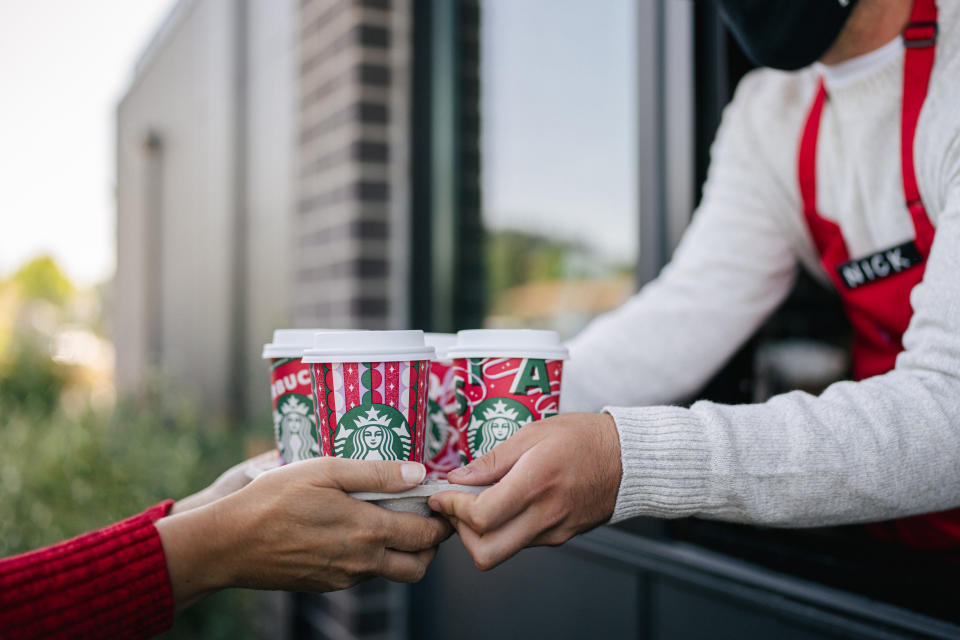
562,2,960,527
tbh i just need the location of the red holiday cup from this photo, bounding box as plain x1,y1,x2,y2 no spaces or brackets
262,329,334,464
302,331,435,462
423,333,461,479
448,329,569,464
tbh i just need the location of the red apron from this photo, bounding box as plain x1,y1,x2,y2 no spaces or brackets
797,0,960,549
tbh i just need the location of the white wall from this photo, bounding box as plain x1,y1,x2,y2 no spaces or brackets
244,0,297,420
115,0,297,418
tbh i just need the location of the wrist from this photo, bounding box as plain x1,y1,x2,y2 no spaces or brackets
169,489,212,515
156,502,234,610
596,412,623,522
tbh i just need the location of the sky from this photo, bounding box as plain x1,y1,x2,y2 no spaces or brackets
482,0,637,263
0,0,176,286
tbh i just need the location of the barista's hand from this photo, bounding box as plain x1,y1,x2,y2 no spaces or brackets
157,459,452,610
171,449,282,515
429,413,621,571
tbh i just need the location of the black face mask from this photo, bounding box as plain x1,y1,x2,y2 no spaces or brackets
716,0,860,71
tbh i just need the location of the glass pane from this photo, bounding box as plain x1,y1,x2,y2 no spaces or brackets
481,0,637,339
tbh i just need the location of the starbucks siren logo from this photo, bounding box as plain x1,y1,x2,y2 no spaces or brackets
468,398,533,457
275,394,318,462
335,404,411,460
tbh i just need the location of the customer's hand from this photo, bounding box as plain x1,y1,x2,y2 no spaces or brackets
171,449,282,515
429,412,621,570
157,458,452,610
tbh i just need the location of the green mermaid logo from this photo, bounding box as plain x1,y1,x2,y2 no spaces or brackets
467,398,533,457
335,404,411,460
274,394,319,462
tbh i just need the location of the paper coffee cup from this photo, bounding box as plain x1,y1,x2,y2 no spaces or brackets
447,329,569,463
262,329,332,464
423,333,461,479
302,331,436,462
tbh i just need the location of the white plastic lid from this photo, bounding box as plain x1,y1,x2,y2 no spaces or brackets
302,330,436,363
423,333,457,360
446,329,569,360
262,329,334,358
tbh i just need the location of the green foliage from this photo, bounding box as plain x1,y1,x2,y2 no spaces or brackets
485,228,633,299
0,258,260,638
0,339,68,417
0,391,256,639
10,255,74,306
486,229,570,300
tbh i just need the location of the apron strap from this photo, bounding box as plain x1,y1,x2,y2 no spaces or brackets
797,78,848,260
901,0,938,256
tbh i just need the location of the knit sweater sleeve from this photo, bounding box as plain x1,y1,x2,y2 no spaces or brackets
561,70,802,413
0,500,176,640
608,177,960,527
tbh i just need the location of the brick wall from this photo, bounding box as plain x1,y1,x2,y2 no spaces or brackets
295,0,407,330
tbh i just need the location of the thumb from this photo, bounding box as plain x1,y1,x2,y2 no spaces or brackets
447,428,536,485
305,458,426,493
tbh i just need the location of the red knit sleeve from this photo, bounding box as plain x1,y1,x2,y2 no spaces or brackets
0,500,176,640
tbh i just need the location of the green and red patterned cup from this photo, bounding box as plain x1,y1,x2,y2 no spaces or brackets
448,330,569,464
423,333,461,479
262,329,330,464
302,331,435,462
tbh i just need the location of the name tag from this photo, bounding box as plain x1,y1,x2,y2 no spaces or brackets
836,240,923,290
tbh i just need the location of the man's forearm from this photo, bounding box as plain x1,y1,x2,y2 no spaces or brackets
608,368,960,526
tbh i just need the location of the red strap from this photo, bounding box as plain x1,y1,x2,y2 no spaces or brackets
797,78,825,236
901,0,938,256
797,79,848,261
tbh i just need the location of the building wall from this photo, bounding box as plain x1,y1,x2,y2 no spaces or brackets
115,0,298,418
294,0,409,330
116,0,238,414
116,0,403,419
245,0,298,419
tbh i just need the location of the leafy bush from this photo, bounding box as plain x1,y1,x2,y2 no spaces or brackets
0,390,258,639
0,339,69,417
10,255,74,307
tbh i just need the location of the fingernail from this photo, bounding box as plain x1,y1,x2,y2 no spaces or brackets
428,498,440,511
401,462,426,485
